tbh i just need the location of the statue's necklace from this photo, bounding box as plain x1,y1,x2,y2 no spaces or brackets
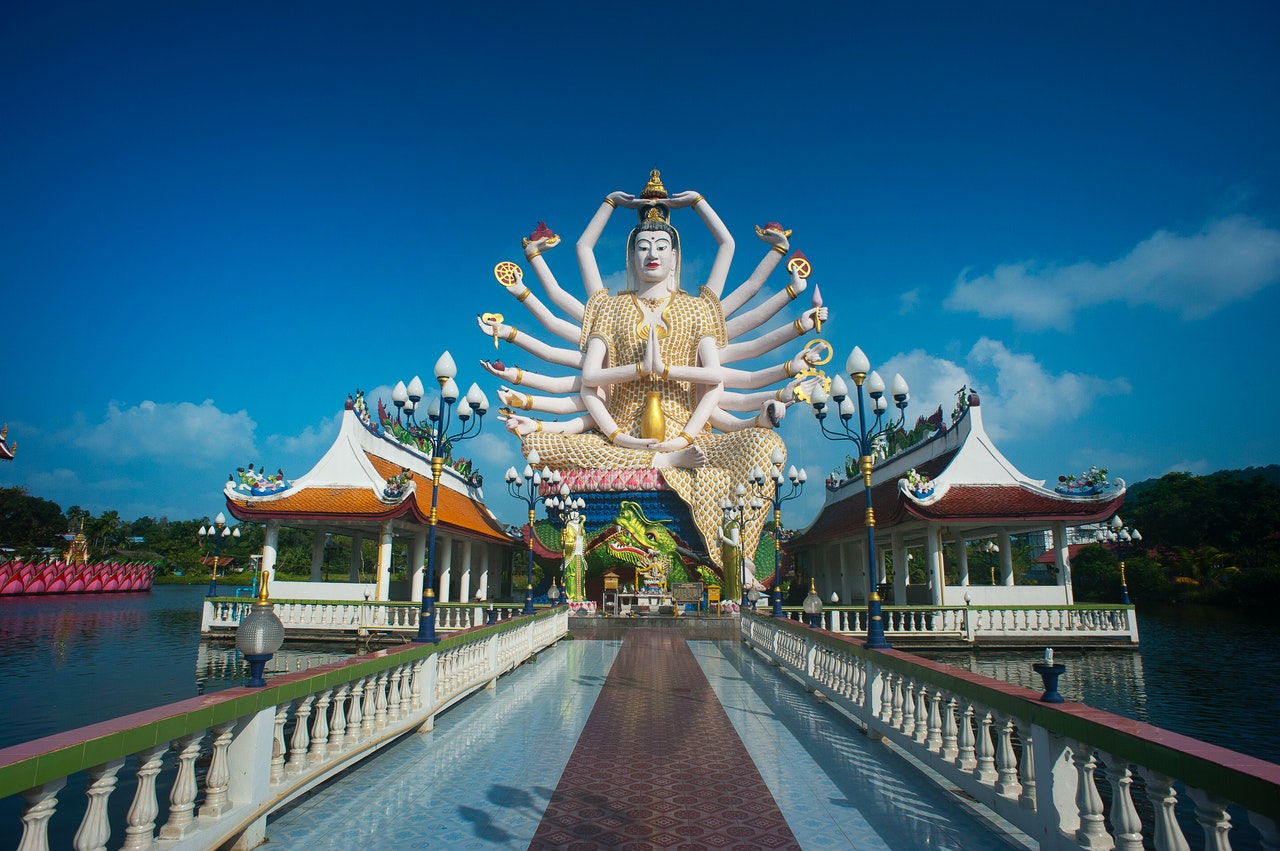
632,291,674,341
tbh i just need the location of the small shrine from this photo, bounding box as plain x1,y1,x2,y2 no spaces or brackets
791,392,1127,606
224,392,517,602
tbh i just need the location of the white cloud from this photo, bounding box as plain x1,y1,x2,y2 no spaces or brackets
964,338,1130,441
266,412,343,457
71,400,257,467
897,288,921,315
944,216,1280,330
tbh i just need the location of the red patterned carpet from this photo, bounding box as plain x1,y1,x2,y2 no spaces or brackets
529,628,801,850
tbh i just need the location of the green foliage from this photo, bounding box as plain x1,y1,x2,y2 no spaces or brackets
1069,544,1122,602
0,487,66,556
1125,470,1280,551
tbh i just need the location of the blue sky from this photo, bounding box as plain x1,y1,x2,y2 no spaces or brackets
2,1,1278,531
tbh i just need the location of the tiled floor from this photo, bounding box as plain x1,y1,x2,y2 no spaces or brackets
265,629,1028,850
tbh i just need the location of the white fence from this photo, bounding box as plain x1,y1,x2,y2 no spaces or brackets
3,608,568,851
742,612,1279,850
202,598,530,637
770,604,1139,646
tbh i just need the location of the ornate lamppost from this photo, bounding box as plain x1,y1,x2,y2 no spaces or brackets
748,447,807,618
199,512,240,597
391,352,489,643
807,345,910,649
1097,515,1141,604
235,569,285,687
504,450,562,615
722,483,765,608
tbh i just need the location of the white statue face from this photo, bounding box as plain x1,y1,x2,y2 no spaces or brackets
634,232,675,285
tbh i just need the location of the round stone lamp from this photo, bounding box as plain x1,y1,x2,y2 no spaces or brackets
802,579,824,628
236,572,285,688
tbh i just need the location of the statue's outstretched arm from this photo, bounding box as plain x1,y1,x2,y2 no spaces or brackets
503,267,581,344
721,344,825,390
721,226,790,316
476,315,583,369
669,191,734,298
524,237,585,323
482,360,580,394
580,335,656,390
502,413,590,438
709,400,786,432
725,268,809,340
719,385,798,412
497,388,587,416
577,191,635,297
720,305,827,364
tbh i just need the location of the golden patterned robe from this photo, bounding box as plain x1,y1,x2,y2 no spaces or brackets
524,287,783,576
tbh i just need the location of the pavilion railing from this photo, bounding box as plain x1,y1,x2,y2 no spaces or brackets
2,607,568,851
201,598,531,637
764,603,1139,646
741,611,1279,851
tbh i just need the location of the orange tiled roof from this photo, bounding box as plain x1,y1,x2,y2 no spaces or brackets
229,487,399,517
365,451,509,540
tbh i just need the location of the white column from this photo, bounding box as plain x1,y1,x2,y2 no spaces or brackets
262,520,280,585
1054,522,1074,604
459,539,473,603
310,531,325,582
376,522,393,602
927,527,944,605
998,527,1014,586
957,534,970,586
477,545,490,600
892,531,907,605
410,530,427,603
349,532,363,582
436,535,453,603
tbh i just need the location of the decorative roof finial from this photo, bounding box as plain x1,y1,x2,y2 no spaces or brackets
640,169,667,199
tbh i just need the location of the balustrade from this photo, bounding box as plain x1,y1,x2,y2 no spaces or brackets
741,611,1280,851
3,608,567,851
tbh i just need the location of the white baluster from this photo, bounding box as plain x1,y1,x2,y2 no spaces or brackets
879,671,894,723
73,757,123,849
974,710,997,783
1104,757,1143,851
901,679,916,737
914,686,930,745
387,667,402,721
957,703,977,771
1186,787,1232,851
287,696,314,775
18,778,66,851
310,690,332,763
347,678,366,745
198,721,236,819
328,685,349,753
1142,769,1190,851
1249,812,1279,851
400,665,414,715
122,744,168,850
1070,746,1109,848
942,696,959,761
1018,728,1037,810
270,703,289,784
410,659,425,711
159,732,205,839
994,716,1021,799
374,671,389,728
927,690,944,753
891,675,904,729
361,674,377,737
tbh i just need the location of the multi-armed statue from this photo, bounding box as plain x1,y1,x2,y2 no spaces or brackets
479,170,830,595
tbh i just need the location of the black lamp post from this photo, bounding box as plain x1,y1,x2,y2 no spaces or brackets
807,345,910,649
748,447,807,618
505,450,562,615
1097,516,1141,604
391,352,489,643
199,512,239,597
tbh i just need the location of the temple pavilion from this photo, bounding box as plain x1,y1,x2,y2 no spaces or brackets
224,393,517,603
791,392,1126,607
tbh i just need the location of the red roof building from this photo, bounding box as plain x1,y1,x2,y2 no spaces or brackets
791,394,1125,607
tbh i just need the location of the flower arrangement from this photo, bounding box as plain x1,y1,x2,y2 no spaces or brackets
383,467,413,500
903,468,934,497
1055,466,1111,495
